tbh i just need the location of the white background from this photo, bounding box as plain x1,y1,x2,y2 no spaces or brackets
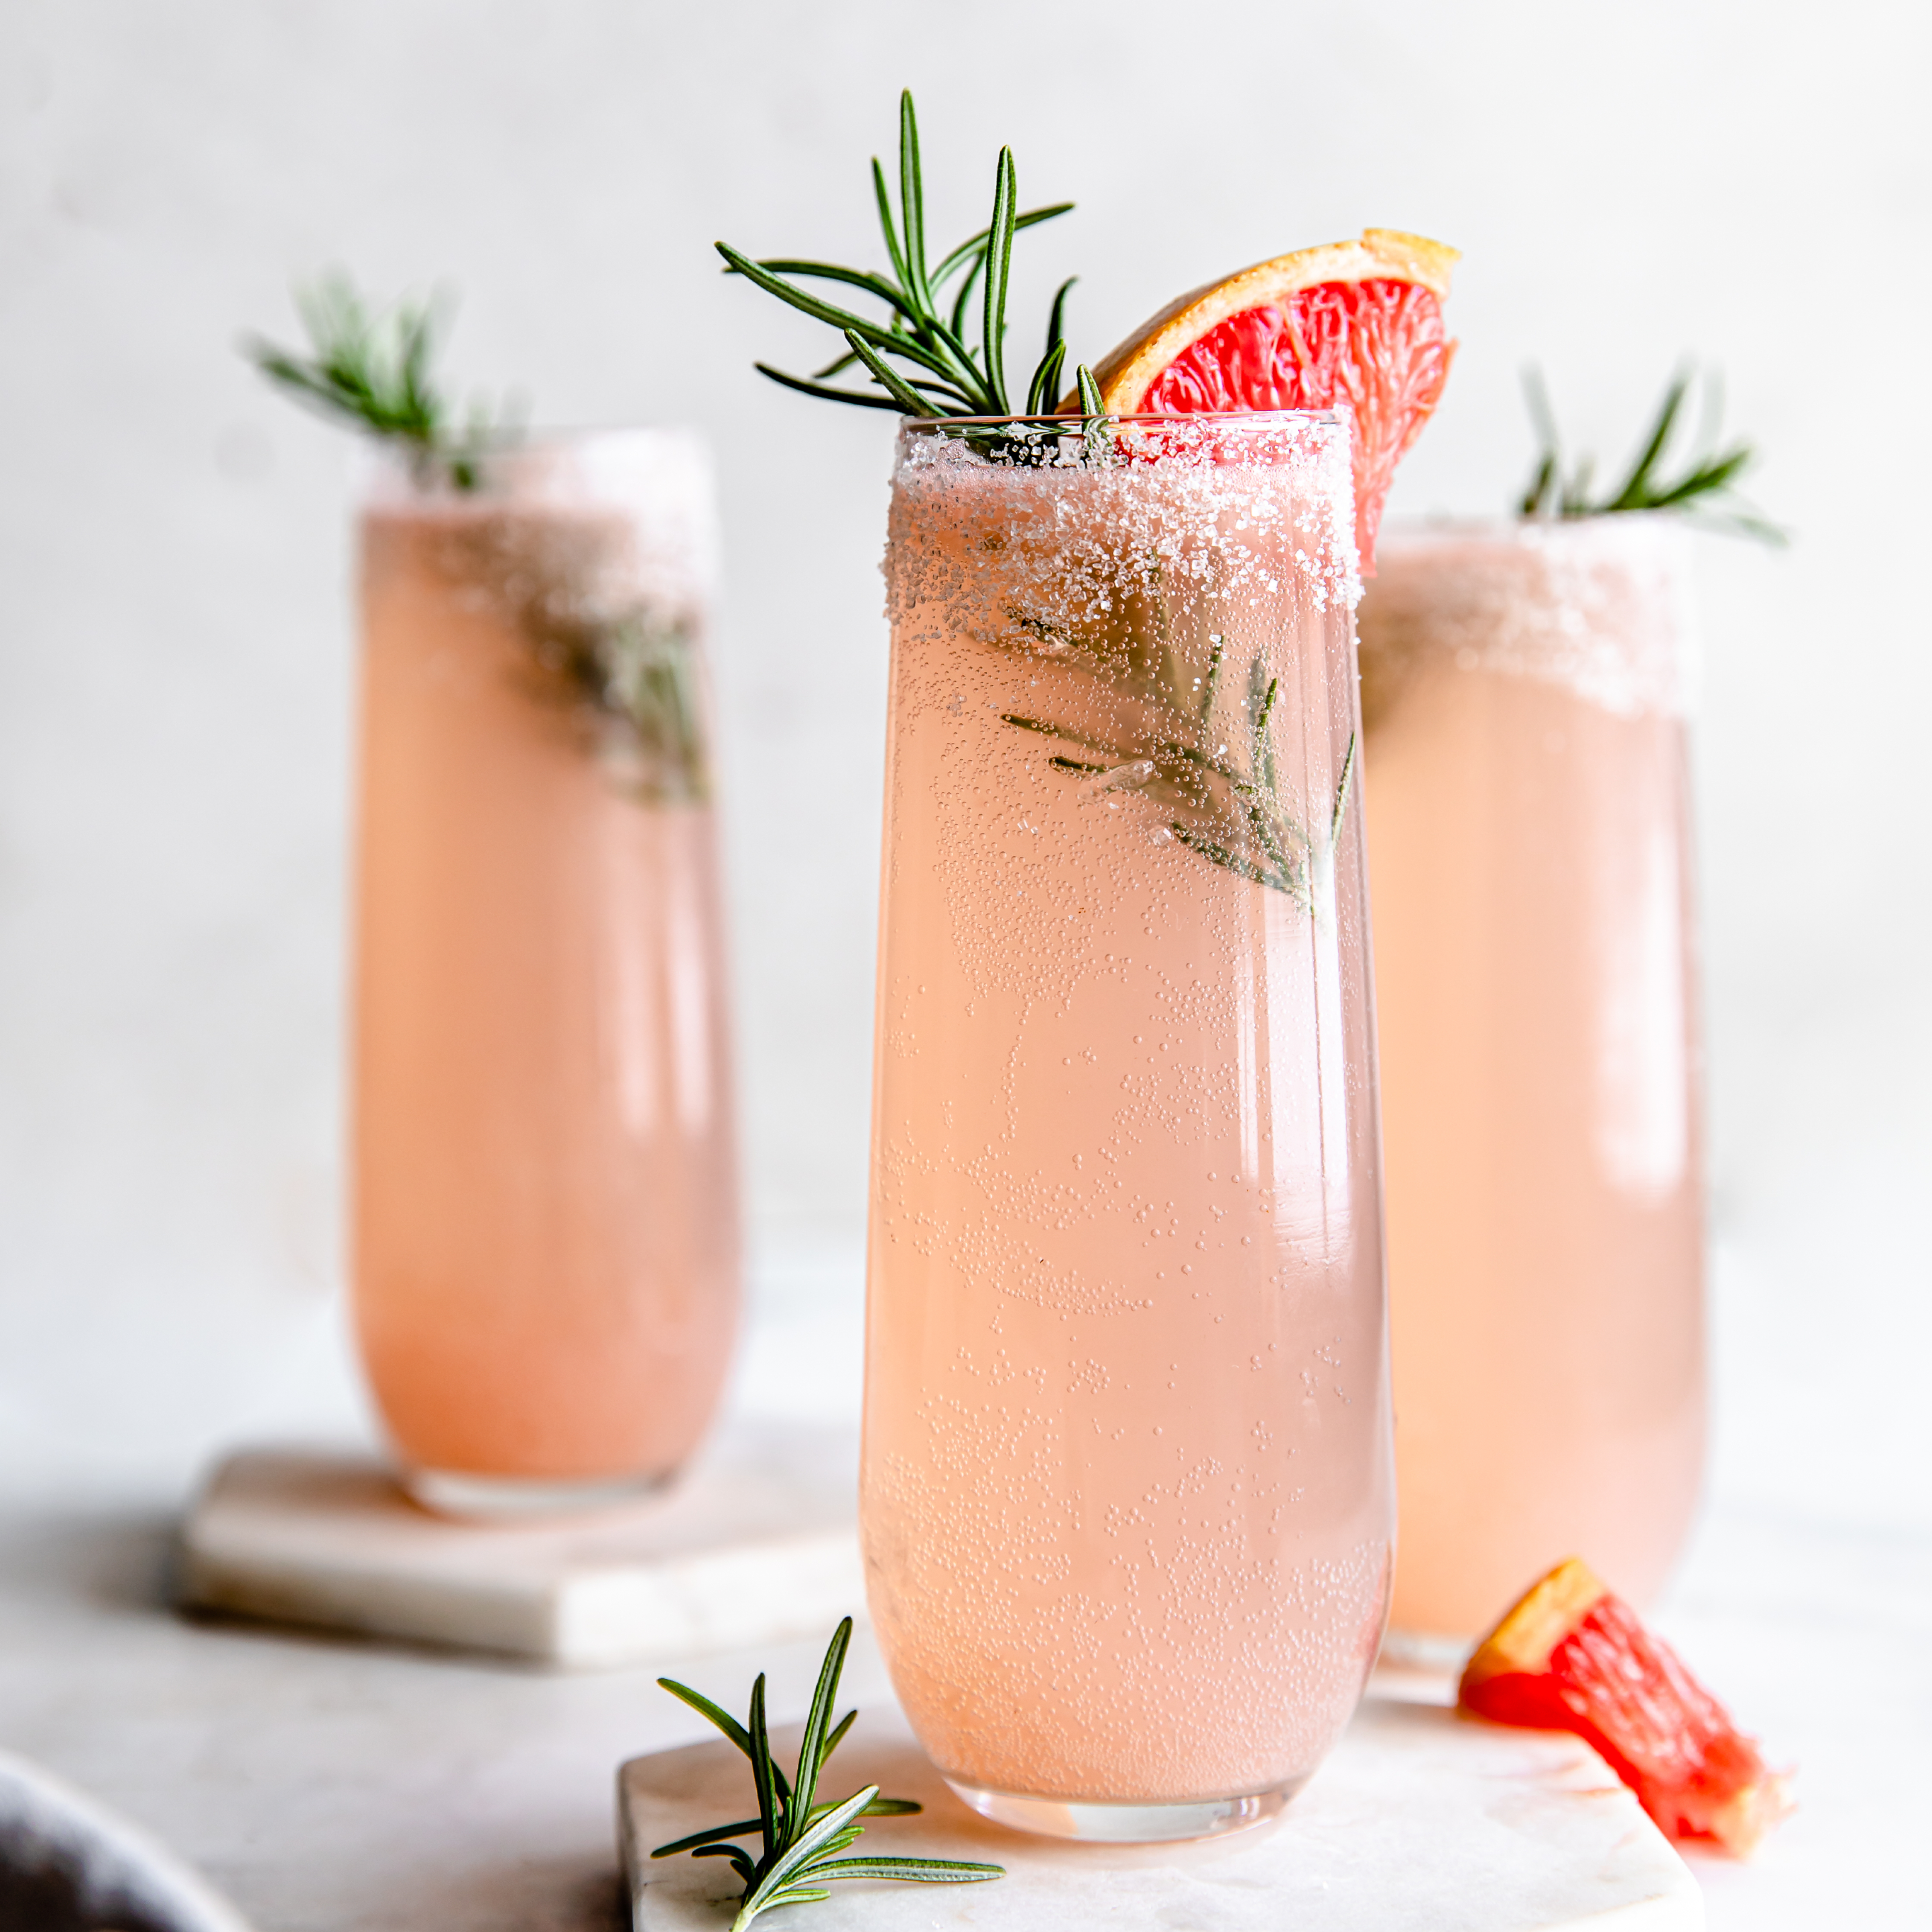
1,0,1927,1548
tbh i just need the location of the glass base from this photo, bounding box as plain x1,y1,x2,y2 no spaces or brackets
944,1776,1297,1844
402,1464,671,1522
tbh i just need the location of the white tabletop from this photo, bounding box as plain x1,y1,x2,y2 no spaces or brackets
0,1486,1924,1931
0,1273,1924,1930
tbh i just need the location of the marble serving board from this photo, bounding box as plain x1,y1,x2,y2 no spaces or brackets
176,1422,864,1668
620,1696,1702,1932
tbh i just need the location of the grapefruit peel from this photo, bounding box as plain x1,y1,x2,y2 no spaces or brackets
1458,1558,1792,1857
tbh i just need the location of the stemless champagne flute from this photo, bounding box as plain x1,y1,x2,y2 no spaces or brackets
353,430,740,1515
1359,517,1706,1642
862,413,1392,1842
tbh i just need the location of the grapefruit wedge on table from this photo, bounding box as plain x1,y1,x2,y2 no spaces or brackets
1459,1557,1792,1856
1072,228,1458,570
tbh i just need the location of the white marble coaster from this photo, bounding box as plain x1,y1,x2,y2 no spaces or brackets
177,1422,863,1668
620,1695,1702,1931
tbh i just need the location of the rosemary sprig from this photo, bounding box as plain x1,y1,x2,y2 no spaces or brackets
717,89,1099,422
525,597,710,805
1519,365,1784,542
244,270,512,491
249,276,706,797
994,562,1353,908
652,1619,1002,1932
722,88,1322,891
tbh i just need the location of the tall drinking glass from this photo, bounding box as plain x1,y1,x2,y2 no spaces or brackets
353,430,740,1516
863,414,1391,1842
1358,517,1705,1643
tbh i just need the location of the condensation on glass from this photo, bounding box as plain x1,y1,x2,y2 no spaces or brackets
864,414,1392,1841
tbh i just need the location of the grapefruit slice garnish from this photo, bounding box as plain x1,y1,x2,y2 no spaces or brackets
1074,229,1458,571
1459,1558,1792,1856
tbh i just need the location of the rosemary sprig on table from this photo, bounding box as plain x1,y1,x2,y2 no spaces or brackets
244,271,512,491
717,89,1097,421
1519,365,1783,541
653,1619,1002,1932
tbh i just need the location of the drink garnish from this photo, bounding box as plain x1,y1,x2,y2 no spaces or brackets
996,233,1455,882
716,90,1089,421
726,93,1457,897
1001,638,1356,911
1518,365,1783,541
717,100,1455,576
716,89,1455,571
1079,232,1458,572
244,270,515,491
247,277,708,798
652,1619,1003,1930
1458,1557,1792,1856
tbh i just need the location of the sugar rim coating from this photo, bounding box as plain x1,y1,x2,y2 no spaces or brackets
891,411,1363,614
1362,514,1699,720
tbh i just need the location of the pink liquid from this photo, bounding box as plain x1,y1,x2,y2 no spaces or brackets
864,420,1392,1812
352,440,739,1494
1358,520,1705,1640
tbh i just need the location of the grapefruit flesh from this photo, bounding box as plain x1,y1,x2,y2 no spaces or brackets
1077,229,1458,571
1459,1558,1791,1856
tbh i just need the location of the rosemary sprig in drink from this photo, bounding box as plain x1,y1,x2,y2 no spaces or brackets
1519,365,1784,541
717,89,1097,419
486,550,711,805
244,271,511,491
248,275,706,798
723,91,1337,898
652,1619,1001,1932
998,557,1353,908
